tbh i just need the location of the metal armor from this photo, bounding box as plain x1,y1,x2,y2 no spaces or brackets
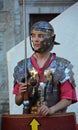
13,56,76,113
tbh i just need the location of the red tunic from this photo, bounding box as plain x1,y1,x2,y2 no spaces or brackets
13,53,77,103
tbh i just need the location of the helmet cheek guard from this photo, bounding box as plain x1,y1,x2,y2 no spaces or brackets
38,35,55,53
30,35,55,53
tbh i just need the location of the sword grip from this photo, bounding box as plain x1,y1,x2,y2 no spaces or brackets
23,89,30,114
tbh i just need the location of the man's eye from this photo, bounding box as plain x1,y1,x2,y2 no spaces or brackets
31,34,35,37
38,34,44,38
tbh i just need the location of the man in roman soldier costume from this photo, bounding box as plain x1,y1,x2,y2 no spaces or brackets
13,21,77,115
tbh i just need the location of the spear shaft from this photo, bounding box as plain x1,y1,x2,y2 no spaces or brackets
23,0,30,114
23,0,27,83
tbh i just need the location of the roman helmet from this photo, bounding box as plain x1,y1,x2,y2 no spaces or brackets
30,21,60,53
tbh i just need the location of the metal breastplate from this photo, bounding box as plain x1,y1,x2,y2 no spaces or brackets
43,56,76,107
13,56,76,113
44,69,60,107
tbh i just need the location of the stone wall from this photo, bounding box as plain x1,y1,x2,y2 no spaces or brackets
0,0,15,114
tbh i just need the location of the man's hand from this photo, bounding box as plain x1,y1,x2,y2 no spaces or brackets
37,105,51,116
19,82,27,95
15,82,28,105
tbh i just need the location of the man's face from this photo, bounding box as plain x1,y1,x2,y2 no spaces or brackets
31,32,44,51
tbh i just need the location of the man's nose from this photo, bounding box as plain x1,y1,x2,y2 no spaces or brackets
35,36,39,41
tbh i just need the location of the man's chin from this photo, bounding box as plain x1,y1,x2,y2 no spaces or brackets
34,48,40,51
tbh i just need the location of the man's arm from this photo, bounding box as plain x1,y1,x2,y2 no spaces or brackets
37,99,72,116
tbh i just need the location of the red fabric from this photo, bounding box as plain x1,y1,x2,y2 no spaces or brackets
13,80,77,103
76,124,78,130
13,83,20,95
13,53,56,94
30,53,56,82
60,80,77,103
